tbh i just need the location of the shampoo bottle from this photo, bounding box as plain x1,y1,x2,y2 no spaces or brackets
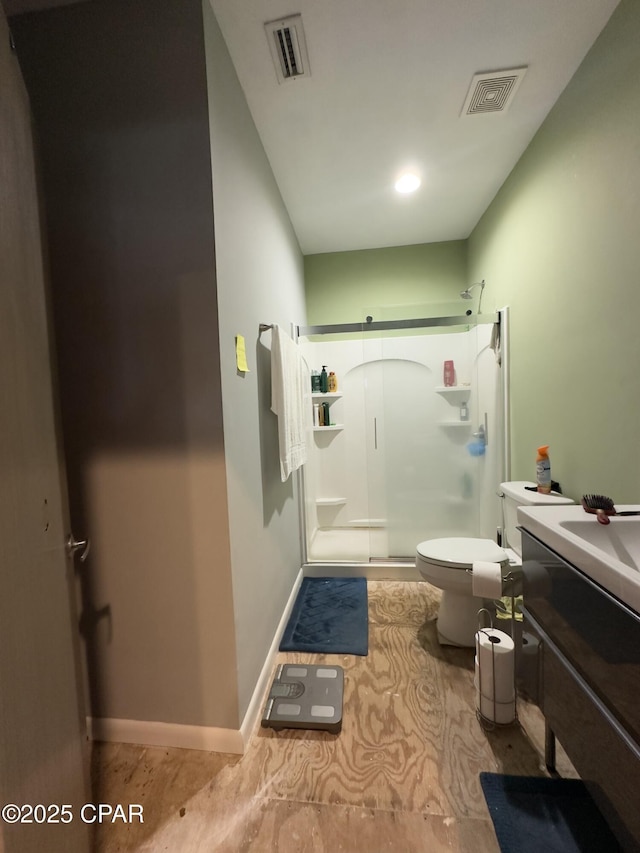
328,371,338,392
536,445,551,494
320,366,328,393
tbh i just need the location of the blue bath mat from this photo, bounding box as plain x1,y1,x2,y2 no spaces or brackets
480,773,623,853
279,577,368,655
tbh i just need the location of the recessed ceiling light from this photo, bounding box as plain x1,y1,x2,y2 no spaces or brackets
395,173,421,194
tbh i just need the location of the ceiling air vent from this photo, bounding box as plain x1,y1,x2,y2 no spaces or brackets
461,67,527,116
265,14,311,84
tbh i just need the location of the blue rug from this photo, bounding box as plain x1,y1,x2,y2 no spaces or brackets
279,577,368,655
480,773,623,853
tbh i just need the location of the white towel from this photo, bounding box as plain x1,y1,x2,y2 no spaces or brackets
270,325,310,482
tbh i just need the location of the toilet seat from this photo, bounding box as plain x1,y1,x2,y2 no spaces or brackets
416,537,508,570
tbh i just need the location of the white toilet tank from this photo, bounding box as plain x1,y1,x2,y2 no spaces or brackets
500,481,574,557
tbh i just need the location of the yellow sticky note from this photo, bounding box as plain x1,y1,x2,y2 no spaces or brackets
235,335,250,372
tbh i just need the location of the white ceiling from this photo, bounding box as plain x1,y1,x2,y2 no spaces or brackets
211,0,620,255
3,0,620,255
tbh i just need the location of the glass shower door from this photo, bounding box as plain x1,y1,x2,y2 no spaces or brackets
360,335,388,559
366,326,483,560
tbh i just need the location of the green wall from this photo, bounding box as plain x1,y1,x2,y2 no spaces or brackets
468,0,640,502
304,240,468,325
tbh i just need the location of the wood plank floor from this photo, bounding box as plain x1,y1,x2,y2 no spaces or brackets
91,581,576,852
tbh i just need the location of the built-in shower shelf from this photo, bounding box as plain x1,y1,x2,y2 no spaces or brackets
316,497,346,506
311,392,343,400
435,386,471,395
313,425,344,432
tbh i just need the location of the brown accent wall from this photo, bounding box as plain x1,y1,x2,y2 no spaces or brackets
12,0,238,728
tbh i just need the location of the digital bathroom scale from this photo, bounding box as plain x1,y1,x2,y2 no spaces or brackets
261,663,344,733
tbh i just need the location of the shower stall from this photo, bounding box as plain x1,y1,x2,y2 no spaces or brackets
296,307,509,573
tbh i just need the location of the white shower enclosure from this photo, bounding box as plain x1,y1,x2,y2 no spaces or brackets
298,311,507,565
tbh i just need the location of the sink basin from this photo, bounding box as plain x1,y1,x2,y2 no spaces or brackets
559,519,640,572
518,505,640,615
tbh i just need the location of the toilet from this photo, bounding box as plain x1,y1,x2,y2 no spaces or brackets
416,481,574,647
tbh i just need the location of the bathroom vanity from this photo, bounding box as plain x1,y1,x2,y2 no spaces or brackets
517,506,640,852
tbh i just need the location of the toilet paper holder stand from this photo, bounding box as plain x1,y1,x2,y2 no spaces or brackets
466,564,523,626
475,566,522,730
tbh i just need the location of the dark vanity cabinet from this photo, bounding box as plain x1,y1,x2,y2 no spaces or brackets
520,529,640,852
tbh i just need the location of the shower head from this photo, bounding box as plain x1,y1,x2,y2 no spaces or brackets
460,280,485,300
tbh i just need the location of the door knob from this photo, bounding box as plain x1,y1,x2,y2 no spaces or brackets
66,533,91,562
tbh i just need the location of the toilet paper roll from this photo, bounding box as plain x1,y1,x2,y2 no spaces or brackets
475,628,515,705
517,631,541,699
521,631,539,657
515,630,538,676
472,561,504,599
475,684,516,725
474,662,515,704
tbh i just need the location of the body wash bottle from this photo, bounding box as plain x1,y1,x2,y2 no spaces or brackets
536,445,551,493
320,366,328,393
443,360,455,387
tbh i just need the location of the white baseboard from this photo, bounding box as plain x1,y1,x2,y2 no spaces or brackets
88,716,245,754
239,567,304,747
88,568,306,756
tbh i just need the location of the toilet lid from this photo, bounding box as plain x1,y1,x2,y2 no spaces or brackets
416,537,508,569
